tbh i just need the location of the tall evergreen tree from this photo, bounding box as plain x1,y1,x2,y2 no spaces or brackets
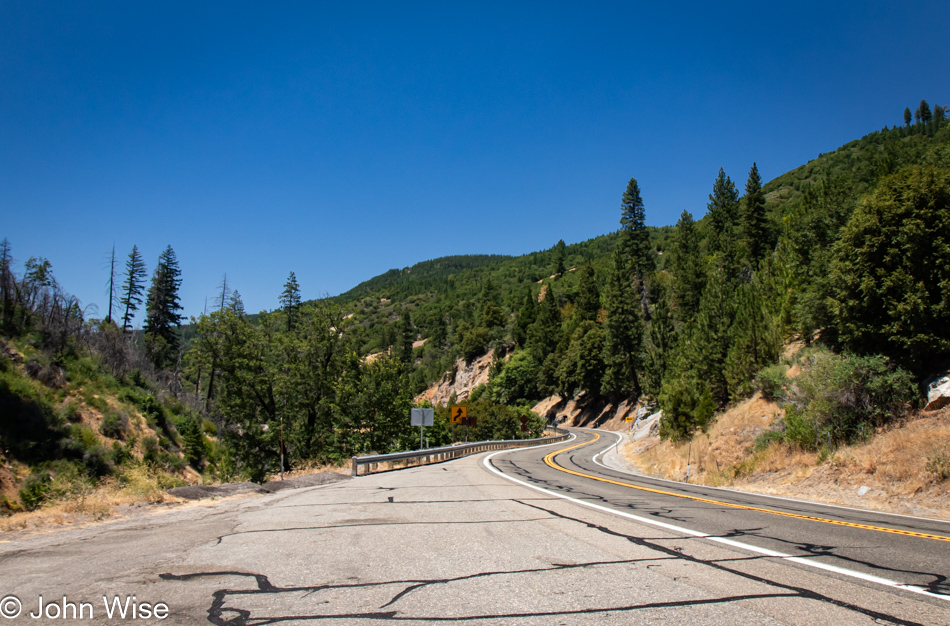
707,168,740,258
143,245,183,368
903,107,912,127
527,285,561,364
919,99,932,126
119,245,147,332
669,211,704,321
228,289,245,315
513,291,537,347
741,163,768,263
643,286,675,398
280,271,302,331
553,239,566,277
619,177,655,278
574,263,600,321
601,250,643,398
724,281,779,399
394,310,415,363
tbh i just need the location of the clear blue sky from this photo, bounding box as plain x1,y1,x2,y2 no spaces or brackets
2,1,947,324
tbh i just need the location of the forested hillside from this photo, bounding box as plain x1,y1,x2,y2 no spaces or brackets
2,101,949,504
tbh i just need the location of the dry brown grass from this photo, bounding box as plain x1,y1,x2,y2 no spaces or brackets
0,465,186,535
622,393,950,519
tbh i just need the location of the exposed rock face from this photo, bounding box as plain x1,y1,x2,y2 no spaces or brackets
531,395,642,431
925,376,950,411
415,350,495,406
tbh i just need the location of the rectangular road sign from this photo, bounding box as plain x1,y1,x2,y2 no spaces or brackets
450,405,467,424
624,415,634,421
411,408,434,426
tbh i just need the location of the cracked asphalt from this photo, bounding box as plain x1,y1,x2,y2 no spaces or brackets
1,429,949,624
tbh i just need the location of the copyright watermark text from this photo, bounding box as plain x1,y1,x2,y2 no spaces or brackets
0,595,168,620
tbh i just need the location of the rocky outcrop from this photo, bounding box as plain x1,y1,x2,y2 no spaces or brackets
531,394,642,431
415,351,496,406
925,375,950,411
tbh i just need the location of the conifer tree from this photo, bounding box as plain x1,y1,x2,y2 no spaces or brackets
919,99,932,126
619,177,655,278
394,310,415,363
601,251,643,398
904,107,912,127
643,286,675,398
574,264,600,321
741,163,768,263
228,290,245,315
513,291,537,347
479,277,505,328
669,211,703,321
143,245,183,368
119,245,147,332
707,168,740,258
280,271,302,331
553,240,566,277
724,281,779,398
527,284,561,364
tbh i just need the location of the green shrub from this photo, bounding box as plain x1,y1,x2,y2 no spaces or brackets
460,327,490,362
100,410,130,440
781,347,918,449
927,452,950,481
19,472,51,510
753,429,784,452
142,436,160,464
755,365,788,401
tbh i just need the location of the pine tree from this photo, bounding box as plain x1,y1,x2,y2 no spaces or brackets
707,168,740,257
574,263,600,321
669,211,703,321
228,290,245,315
553,240,566,277
601,250,643,398
479,277,505,328
919,99,932,126
280,271,302,331
691,267,734,406
527,284,561,364
119,245,147,332
643,286,675,398
904,107,912,127
513,291,536,347
619,177,655,278
724,281,779,398
144,245,184,368
741,163,768,263
394,310,415,363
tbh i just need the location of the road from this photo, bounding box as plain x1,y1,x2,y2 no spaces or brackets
0,428,948,624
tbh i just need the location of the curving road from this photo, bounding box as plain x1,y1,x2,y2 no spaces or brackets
1,427,949,624
488,428,950,622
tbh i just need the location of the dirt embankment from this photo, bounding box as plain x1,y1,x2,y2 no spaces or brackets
620,394,950,520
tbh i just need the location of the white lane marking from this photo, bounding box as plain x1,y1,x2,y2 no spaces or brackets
482,441,950,603
585,428,950,527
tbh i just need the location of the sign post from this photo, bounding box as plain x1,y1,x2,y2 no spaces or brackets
410,408,434,450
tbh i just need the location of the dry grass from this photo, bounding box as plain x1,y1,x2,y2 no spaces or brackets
622,393,950,519
0,465,186,535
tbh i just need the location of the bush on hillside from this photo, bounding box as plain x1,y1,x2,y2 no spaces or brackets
780,347,919,449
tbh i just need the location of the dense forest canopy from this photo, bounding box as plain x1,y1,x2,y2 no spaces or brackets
2,102,949,489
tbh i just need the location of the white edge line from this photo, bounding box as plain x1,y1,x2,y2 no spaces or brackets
482,439,950,603
585,428,950,527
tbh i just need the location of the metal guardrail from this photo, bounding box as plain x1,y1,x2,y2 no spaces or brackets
351,429,570,476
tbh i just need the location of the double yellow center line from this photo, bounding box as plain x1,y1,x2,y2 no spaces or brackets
544,433,950,543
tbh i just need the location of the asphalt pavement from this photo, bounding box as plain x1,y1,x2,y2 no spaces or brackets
0,429,948,624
